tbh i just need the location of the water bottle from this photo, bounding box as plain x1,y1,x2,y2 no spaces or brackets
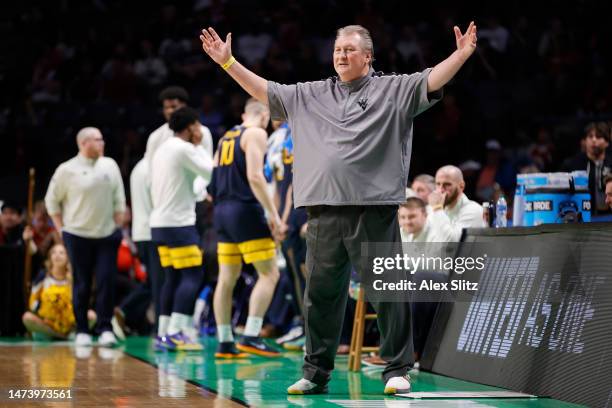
496,195,508,228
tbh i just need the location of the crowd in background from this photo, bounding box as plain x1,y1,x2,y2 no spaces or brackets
1,0,612,206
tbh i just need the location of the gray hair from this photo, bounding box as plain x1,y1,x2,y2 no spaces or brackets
412,174,435,191
76,127,101,145
336,25,374,66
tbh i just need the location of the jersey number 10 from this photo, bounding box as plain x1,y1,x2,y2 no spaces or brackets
219,139,235,166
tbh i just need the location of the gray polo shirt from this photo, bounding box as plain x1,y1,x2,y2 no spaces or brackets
268,67,442,207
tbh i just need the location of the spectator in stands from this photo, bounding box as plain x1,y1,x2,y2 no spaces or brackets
528,127,555,171
605,175,612,210
0,201,24,246
22,201,60,258
476,139,515,202
410,174,435,203
458,160,482,199
100,44,137,103
428,165,485,242
562,122,612,216
199,94,225,141
236,24,273,66
45,127,126,348
134,40,168,87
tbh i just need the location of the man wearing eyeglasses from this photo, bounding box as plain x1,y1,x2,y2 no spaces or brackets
45,127,126,348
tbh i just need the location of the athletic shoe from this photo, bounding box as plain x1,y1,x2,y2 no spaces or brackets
237,336,281,357
156,335,183,351
75,333,93,347
283,334,305,351
287,378,328,395
276,326,304,345
215,341,248,359
153,336,167,351
158,332,203,351
362,355,389,367
169,332,203,351
98,331,118,347
383,375,411,395
111,307,127,340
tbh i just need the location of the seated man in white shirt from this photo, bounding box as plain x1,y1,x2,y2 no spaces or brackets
399,197,436,242
427,165,485,242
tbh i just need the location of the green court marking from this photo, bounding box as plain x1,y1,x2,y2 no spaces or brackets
121,336,586,408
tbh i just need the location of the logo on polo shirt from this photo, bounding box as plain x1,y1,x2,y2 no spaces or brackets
357,97,368,111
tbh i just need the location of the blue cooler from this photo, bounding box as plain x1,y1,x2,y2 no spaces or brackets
522,173,552,226
523,172,591,226
571,170,591,222
513,175,526,226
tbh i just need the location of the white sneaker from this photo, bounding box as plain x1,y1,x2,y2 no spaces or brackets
75,333,93,347
98,331,118,347
287,378,328,395
276,326,304,345
384,375,411,395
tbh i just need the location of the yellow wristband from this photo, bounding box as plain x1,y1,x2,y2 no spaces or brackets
431,204,443,211
221,56,236,70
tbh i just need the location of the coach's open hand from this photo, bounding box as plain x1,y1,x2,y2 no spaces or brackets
455,21,477,61
200,27,232,65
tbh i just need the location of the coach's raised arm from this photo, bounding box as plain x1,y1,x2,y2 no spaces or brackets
200,28,269,104
200,22,477,101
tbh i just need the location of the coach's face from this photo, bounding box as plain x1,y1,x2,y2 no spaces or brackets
333,33,371,82
163,98,186,122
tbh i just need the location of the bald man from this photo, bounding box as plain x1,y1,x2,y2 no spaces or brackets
427,165,485,242
45,127,126,347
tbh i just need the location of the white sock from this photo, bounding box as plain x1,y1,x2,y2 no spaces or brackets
179,314,193,332
158,315,170,337
243,316,263,337
168,312,192,336
217,324,234,343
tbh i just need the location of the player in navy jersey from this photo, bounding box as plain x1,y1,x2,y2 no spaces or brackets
210,98,285,358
